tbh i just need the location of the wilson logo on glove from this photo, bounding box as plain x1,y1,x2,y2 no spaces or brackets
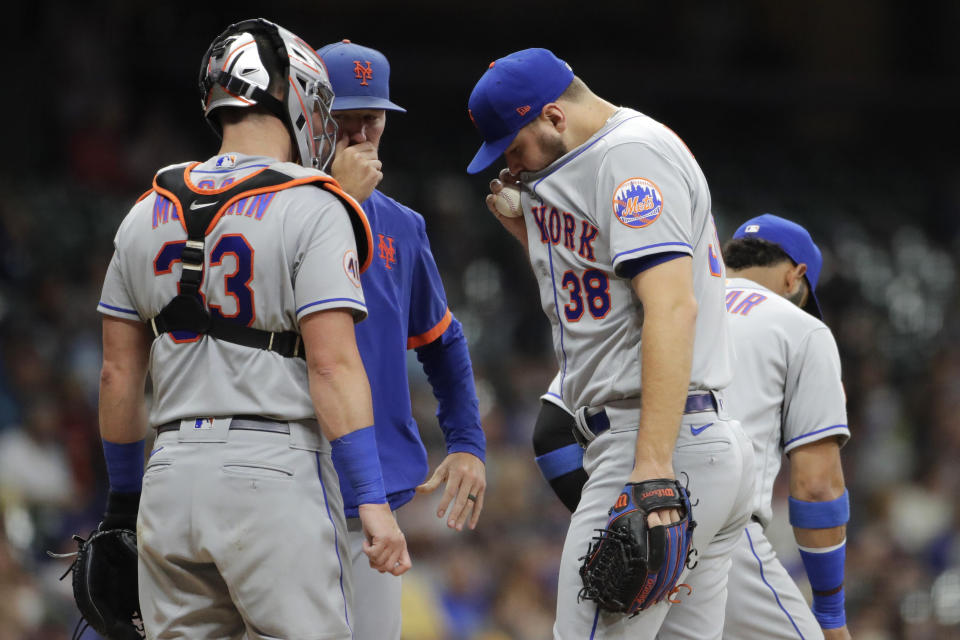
578,478,696,616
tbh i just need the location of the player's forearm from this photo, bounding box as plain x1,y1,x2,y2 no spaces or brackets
98,364,149,443
631,295,697,477
307,345,386,507
788,438,850,629
789,438,847,546
307,355,375,442
301,309,375,440
98,317,150,444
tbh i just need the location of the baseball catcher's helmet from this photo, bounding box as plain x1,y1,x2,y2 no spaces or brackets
199,18,337,171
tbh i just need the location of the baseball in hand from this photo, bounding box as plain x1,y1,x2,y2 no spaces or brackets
492,183,523,218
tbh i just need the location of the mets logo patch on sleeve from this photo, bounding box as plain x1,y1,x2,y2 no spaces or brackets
343,250,361,288
612,178,663,228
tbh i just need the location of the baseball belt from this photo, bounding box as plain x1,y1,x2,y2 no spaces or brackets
155,415,291,435
572,392,718,447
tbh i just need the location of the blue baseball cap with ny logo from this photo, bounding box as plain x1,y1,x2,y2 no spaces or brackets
316,40,406,112
733,213,824,319
466,48,574,175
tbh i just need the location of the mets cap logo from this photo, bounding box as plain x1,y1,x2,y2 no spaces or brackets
353,60,373,86
612,177,663,228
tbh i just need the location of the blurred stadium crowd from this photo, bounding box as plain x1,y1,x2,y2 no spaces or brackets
2,2,959,639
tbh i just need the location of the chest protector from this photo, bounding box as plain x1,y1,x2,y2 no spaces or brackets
146,162,372,358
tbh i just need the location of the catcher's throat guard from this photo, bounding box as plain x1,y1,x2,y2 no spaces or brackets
578,478,696,616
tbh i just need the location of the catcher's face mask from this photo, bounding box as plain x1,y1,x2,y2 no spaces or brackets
199,18,338,172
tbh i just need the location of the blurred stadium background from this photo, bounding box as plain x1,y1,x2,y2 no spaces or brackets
1,1,958,638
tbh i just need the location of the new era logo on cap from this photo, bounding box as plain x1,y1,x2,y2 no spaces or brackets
466,48,575,174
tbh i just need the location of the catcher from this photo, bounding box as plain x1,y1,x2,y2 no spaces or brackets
56,16,411,639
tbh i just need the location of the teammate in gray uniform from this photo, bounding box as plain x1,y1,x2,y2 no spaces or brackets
721,214,851,639
467,48,755,639
532,214,853,639
95,19,410,638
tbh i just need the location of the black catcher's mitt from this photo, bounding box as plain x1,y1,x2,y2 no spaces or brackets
578,478,696,616
54,528,145,640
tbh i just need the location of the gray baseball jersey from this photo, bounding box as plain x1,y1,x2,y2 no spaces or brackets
722,277,849,639
541,370,571,414
517,108,755,639
723,277,849,529
520,108,732,413
98,154,367,426
102,153,368,638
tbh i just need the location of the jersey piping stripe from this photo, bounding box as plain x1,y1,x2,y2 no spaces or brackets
588,603,602,640
407,308,452,349
97,301,140,316
782,424,848,448
546,242,569,398
314,452,352,635
296,297,367,315
612,241,693,263
530,115,644,198
745,526,807,639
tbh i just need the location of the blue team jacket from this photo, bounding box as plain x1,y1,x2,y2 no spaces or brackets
333,189,484,517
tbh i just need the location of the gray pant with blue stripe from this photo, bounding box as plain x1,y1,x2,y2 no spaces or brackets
553,405,756,639
138,419,354,639
723,521,824,639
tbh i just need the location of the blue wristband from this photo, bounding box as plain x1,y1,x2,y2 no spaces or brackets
330,426,386,505
788,489,850,529
798,541,847,628
101,439,145,493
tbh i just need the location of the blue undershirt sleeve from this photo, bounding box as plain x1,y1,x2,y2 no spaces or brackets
415,315,486,462
616,251,688,279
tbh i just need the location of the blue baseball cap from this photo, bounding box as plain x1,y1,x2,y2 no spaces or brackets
733,213,824,318
316,40,405,112
466,48,574,175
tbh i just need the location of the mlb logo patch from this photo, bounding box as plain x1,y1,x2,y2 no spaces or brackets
216,154,237,169
612,178,663,229
193,418,215,430
745,224,760,233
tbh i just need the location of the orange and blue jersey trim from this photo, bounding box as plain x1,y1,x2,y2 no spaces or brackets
148,164,374,272
407,308,452,349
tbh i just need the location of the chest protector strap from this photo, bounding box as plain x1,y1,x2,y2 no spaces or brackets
147,164,372,359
